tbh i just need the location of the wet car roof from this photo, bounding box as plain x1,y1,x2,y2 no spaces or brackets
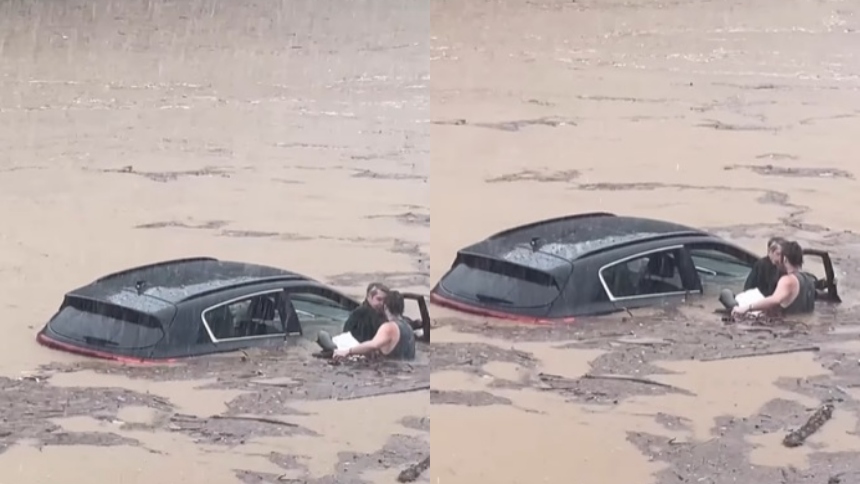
466,213,704,264
69,257,307,305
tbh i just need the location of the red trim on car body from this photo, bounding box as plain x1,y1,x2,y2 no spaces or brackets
36,332,177,365
429,292,576,326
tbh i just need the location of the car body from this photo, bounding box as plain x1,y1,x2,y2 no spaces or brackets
37,257,430,363
430,212,838,324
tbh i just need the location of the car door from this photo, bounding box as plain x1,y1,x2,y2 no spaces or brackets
801,249,841,302
598,245,700,312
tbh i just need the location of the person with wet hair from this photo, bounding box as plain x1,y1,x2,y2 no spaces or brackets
719,236,786,310
744,236,787,296
732,240,816,317
343,282,389,342
316,282,388,357
333,290,416,361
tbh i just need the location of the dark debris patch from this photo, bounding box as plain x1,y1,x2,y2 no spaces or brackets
135,219,229,230
696,119,781,131
473,116,576,132
430,342,539,373
486,169,580,184
0,376,175,455
724,164,855,180
756,152,799,161
167,413,317,446
365,211,430,227
218,229,283,238
577,94,673,104
41,431,142,449
90,165,232,182
399,416,430,432
326,434,428,483
352,169,427,182
432,116,576,131
431,390,513,407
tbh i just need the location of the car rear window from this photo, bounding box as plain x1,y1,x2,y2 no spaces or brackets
440,255,563,309
48,298,165,350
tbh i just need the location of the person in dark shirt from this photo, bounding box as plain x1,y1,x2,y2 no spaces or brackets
743,236,786,296
316,282,389,356
342,282,389,342
719,237,786,310
333,290,416,361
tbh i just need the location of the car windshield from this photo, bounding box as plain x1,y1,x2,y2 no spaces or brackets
48,299,164,349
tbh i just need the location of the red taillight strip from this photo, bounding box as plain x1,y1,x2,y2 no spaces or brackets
36,333,177,365
429,292,576,326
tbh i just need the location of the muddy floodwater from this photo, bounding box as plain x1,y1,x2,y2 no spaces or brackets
4,0,860,482
0,0,428,483
432,0,860,483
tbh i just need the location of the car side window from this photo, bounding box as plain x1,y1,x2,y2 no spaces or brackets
203,292,286,342
288,290,354,325
688,244,753,281
601,249,685,299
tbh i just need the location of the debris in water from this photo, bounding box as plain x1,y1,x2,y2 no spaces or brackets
582,373,694,395
701,346,820,362
336,383,430,401
783,402,835,448
397,455,430,483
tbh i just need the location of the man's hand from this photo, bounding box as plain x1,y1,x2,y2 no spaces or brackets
333,348,351,361
731,305,750,318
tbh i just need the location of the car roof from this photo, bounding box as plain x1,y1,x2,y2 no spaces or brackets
465,212,706,266
69,257,312,305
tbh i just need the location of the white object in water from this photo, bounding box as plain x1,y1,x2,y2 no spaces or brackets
735,288,765,316
332,332,360,350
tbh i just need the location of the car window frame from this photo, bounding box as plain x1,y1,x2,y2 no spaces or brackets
201,289,289,344
598,245,696,302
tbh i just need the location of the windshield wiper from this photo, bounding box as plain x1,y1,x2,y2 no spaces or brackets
474,293,514,305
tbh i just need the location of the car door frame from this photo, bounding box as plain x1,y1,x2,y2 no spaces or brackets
597,244,701,312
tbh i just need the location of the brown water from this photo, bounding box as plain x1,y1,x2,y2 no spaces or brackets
4,0,860,482
0,0,428,482
432,0,860,482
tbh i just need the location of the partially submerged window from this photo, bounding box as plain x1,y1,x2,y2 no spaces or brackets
601,249,685,299
48,297,164,349
688,244,754,282
203,292,286,342
289,291,353,325
439,254,563,309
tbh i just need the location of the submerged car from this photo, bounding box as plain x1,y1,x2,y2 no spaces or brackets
37,257,431,362
431,212,839,324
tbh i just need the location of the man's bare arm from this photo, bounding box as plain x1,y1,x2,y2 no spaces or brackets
750,276,793,311
345,323,395,356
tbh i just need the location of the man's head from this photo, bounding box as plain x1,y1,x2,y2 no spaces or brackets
383,290,405,319
767,237,787,265
777,240,804,270
365,282,389,311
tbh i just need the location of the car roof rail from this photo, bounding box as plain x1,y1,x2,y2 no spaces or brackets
488,212,616,239
579,231,705,259
95,257,220,283
179,275,314,303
